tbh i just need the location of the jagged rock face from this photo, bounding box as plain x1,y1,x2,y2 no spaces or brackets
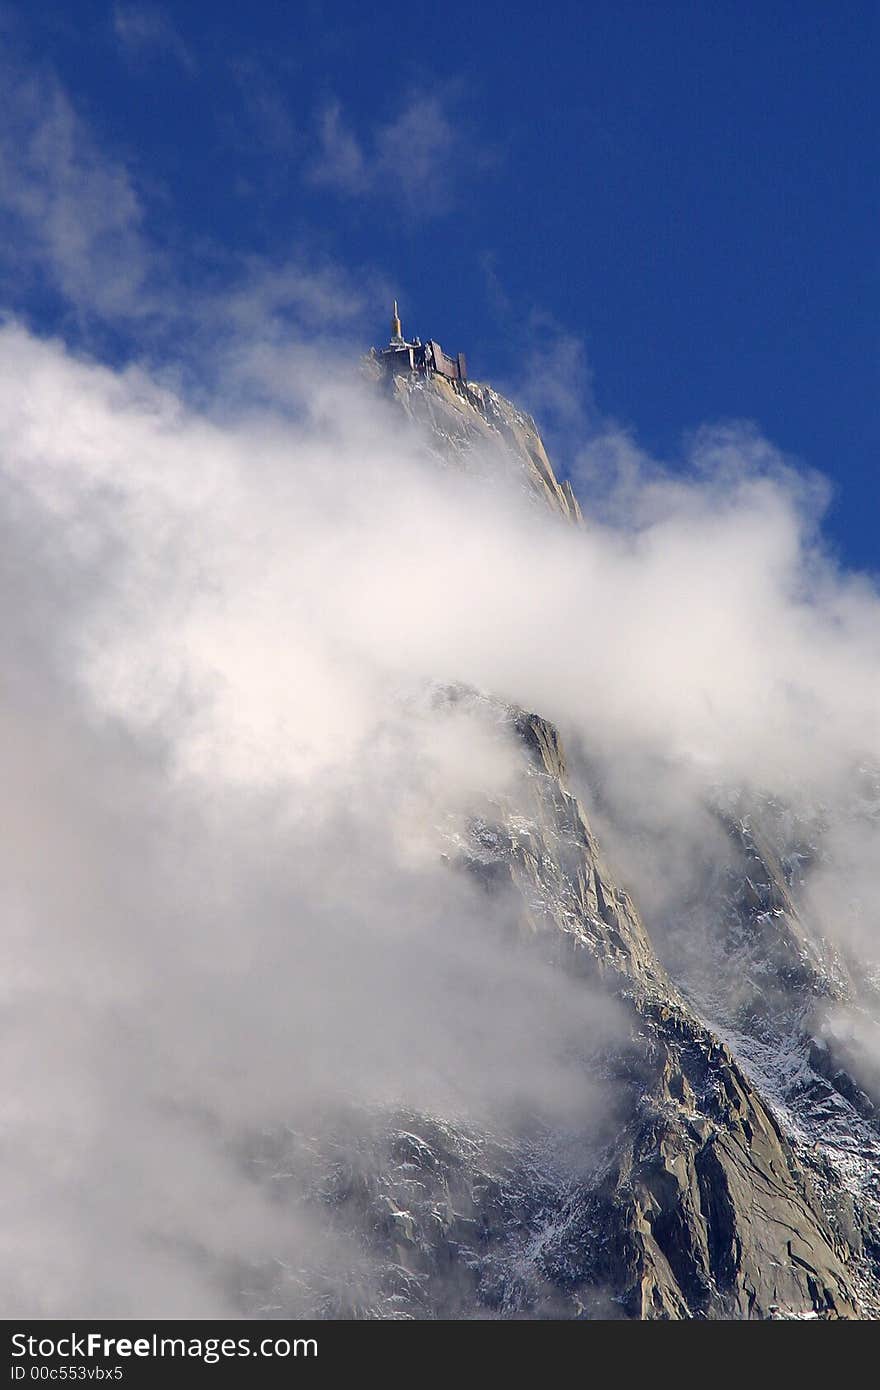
260,367,878,1319
622,780,880,1313
366,358,582,523
436,695,862,1319
457,707,666,993
250,694,863,1319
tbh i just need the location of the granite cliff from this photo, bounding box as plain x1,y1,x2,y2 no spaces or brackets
253,359,880,1320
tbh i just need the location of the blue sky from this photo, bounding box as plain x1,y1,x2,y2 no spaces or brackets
1,0,877,568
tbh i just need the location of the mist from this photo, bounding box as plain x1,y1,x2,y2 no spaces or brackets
1,314,879,1316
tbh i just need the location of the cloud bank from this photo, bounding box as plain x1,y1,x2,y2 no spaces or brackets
1,313,879,1315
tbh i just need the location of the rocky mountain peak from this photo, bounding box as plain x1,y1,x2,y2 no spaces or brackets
304,323,880,1319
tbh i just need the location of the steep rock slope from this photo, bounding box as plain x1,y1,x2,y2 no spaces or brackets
254,693,862,1318
371,367,878,1317
638,788,880,1312
366,358,582,523
437,696,862,1318
258,362,877,1319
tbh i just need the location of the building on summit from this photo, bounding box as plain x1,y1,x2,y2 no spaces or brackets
375,301,468,383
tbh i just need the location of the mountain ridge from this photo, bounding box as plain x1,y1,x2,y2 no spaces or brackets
267,361,880,1317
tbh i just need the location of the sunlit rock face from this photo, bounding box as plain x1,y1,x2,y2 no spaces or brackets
243,364,878,1321
366,355,582,523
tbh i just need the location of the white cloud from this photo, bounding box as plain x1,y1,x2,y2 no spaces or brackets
0,321,628,1314
0,58,390,359
373,95,458,212
112,2,195,72
308,93,472,215
309,100,369,195
0,67,153,319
